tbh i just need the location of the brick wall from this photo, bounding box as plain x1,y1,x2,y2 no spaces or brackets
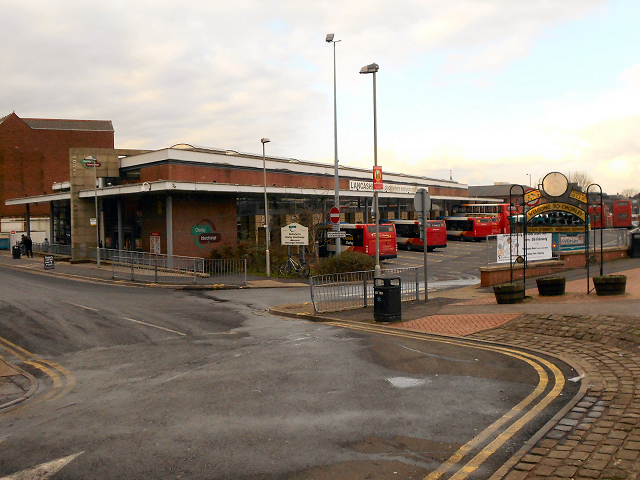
480,247,629,286
0,113,114,217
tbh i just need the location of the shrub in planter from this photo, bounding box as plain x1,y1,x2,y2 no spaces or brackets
592,275,626,296
315,251,376,275
493,283,525,304
536,276,566,296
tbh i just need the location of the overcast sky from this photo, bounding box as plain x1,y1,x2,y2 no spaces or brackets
2,0,639,195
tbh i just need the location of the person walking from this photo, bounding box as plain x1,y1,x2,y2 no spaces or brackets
23,235,33,258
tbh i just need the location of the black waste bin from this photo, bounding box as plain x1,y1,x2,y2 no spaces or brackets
373,274,402,322
630,230,640,258
12,244,21,259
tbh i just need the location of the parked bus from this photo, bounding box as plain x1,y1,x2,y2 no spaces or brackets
588,204,611,229
317,223,398,259
387,219,447,251
444,217,497,241
612,200,633,228
450,203,517,234
589,198,634,229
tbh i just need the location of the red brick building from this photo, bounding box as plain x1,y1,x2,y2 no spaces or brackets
0,112,114,218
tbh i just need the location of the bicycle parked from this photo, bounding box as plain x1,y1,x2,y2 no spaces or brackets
279,255,310,278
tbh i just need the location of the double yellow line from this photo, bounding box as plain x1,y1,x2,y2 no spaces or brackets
0,336,75,405
325,321,565,480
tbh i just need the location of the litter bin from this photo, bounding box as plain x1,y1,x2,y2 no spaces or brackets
12,244,21,259
373,274,402,322
630,230,640,258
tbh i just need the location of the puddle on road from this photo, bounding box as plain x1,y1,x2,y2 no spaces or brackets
387,376,431,388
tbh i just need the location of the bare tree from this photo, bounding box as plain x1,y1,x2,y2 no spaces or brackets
565,171,594,191
621,188,639,199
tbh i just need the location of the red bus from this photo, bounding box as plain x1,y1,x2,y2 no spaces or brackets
612,200,633,228
444,217,497,241
451,203,517,234
388,219,447,251
317,223,398,259
588,205,611,229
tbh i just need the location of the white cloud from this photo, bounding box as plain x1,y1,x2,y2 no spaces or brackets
1,0,637,196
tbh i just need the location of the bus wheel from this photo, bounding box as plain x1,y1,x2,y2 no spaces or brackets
406,243,412,251
427,247,434,252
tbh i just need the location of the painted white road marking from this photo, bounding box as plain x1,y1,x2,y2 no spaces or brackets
63,301,98,312
121,317,187,336
0,452,83,480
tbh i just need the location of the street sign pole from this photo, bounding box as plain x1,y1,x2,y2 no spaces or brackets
422,190,428,302
414,188,431,302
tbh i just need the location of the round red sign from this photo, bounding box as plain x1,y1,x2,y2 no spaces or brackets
329,207,340,224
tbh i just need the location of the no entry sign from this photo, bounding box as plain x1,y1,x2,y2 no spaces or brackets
329,207,340,224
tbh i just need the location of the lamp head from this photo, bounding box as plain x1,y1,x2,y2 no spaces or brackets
359,63,379,74
261,138,271,144
325,33,334,42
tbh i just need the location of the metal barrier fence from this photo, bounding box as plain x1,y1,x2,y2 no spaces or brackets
31,244,246,285
33,243,72,256
309,267,420,314
485,229,630,266
106,250,247,285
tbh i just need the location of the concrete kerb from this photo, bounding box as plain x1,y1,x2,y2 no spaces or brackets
0,360,39,411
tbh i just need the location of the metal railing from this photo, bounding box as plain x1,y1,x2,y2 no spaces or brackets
309,267,420,314
33,243,72,257
106,249,246,285
31,244,246,285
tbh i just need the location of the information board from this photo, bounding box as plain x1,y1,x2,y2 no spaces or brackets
496,234,552,263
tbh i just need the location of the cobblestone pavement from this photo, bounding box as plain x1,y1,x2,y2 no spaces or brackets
471,314,640,480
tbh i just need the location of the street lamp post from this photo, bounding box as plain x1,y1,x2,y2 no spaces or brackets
85,155,101,268
326,33,341,256
527,173,532,187
360,62,381,275
261,138,271,277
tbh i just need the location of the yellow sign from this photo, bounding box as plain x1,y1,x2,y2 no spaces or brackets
526,202,586,222
527,226,585,233
524,189,541,203
569,190,587,204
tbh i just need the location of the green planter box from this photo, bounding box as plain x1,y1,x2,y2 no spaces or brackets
536,276,566,296
493,283,525,304
592,275,626,296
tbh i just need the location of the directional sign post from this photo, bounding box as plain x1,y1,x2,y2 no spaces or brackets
329,206,341,256
414,188,431,302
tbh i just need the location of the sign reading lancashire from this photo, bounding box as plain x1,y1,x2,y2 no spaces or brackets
349,180,418,194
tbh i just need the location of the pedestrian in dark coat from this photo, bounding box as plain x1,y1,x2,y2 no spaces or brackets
23,235,33,258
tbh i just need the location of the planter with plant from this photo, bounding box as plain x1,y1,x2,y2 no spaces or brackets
535,276,566,296
493,283,525,304
592,274,626,296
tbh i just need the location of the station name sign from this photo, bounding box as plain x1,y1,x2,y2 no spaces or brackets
349,180,419,194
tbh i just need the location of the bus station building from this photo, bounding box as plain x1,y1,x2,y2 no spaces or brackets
2,112,491,259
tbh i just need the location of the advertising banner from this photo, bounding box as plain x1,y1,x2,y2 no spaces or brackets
496,234,553,263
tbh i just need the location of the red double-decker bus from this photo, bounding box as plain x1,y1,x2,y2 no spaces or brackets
317,223,398,259
444,217,498,241
388,219,447,251
450,203,517,234
612,200,633,228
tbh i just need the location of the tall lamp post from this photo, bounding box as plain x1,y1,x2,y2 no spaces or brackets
261,138,271,277
326,33,341,256
360,63,381,275
86,155,101,268
526,173,532,187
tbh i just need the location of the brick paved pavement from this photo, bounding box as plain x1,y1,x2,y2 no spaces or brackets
393,313,520,336
472,314,640,480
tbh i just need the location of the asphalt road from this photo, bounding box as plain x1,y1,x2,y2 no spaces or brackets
384,240,487,291
0,266,579,480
